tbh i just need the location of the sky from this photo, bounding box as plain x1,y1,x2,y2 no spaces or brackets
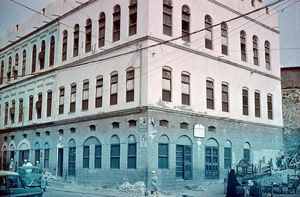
0,0,299,67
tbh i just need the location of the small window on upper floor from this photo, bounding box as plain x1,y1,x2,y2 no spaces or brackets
49,36,55,66
23,134,27,138
39,40,46,70
96,76,103,108
254,91,261,118
163,0,173,36
112,122,120,129
129,0,137,36
159,120,169,127
126,68,134,102
85,19,92,53
181,72,190,105
253,36,259,66
82,80,89,110
180,122,188,129
242,88,249,116
73,24,79,57
128,119,137,127
36,93,42,119
98,13,105,48
113,5,121,42
70,83,76,113
36,132,40,137
265,41,271,70
182,5,190,42
240,30,247,62
59,87,65,114
206,79,214,109
205,15,213,50
58,129,64,136
89,125,96,131
221,22,228,55
162,67,172,102
110,72,118,105
62,30,68,61
45,131,50,136
70,127,76,134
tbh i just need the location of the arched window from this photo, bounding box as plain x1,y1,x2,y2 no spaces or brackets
70,83,76,112
14,53,19,80
224,140,232,169
180,122,188,129
159,119,169,127
7,56,12,82
10,100,15,124
163,0,173,36
206,79,214,109
18,98,23,122
267,94,273,120
96,75,103,108
240,30,247,62
181,72,190,105
113,5,121,42
73,24,79,57
36,93,42,119
111,135,120,169
205,138,219,179
62,30,68,61
158,135,169,169
85,19,92,52
127,135,136,169
221,22,228,55
255,91,260,117
162,67,172,102
49,36,55,66
129,0,137,36
82,80,89,110
222,82,229,112
98,13,105,47
0,60,4,84
22,50,26,76
243,142,251,162
126,68,134,102
39,40,46,69
83,136,101,169
182,5,190,42
110,71,118,105
59,87,65,114
205,15,213,49
242,87,249,115
253,36,259,65
265,41,271,70
31,45,36,73
28,96,33,121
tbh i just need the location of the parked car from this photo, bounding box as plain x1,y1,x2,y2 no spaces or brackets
17,166,42,188
0,170,43,197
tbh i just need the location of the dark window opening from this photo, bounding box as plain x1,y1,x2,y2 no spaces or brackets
129,0,137,36
113,5,121,42
206,80,214,109
98,13,105,47
85,19,92,53
73,24,79,57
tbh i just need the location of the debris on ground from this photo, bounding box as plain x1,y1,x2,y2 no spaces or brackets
119,181,146,195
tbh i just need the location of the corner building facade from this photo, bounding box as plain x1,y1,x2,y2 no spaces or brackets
0,0,283,188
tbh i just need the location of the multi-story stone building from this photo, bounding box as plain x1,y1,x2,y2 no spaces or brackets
0,0,283,187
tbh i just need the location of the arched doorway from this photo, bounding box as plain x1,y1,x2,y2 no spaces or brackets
176,135,193,180
205,138,219,179
17,140,31,167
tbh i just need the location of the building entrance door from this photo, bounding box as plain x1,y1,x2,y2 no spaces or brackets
68,147,76,176
57,148,63,177
18,150,29,167
205,146,219,179
176,145,192,180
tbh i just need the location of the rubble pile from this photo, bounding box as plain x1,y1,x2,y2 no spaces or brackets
119,181,146,195
256,169,297,185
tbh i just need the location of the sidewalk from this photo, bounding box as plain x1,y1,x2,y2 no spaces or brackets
47,180,225,197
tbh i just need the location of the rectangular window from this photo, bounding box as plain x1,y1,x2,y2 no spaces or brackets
59,88,64,114
126,70,134,102
95,145,101,169
158,143,168,169
19,99,23,122
70,84,76,112
128,143,136,169
96,78,103,108
29,96,33,120
83,146,89,168
163,1,172,36
242,89,248,115
267,95,273,120
47,91,52,117
82,81,89,110
222,84,229,112
181,74,190,105
206,80,214,109
162,69,171,102
111,144,120,169
224,148,231,169
205,147,219,179
129,1,137,36
243,149,250,162
37,94,42,119
4,102,8,125
110,74,118,105
44,149,49,169
255,92,260,117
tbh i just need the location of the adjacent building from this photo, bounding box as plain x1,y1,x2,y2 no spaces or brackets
0,0,283,188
